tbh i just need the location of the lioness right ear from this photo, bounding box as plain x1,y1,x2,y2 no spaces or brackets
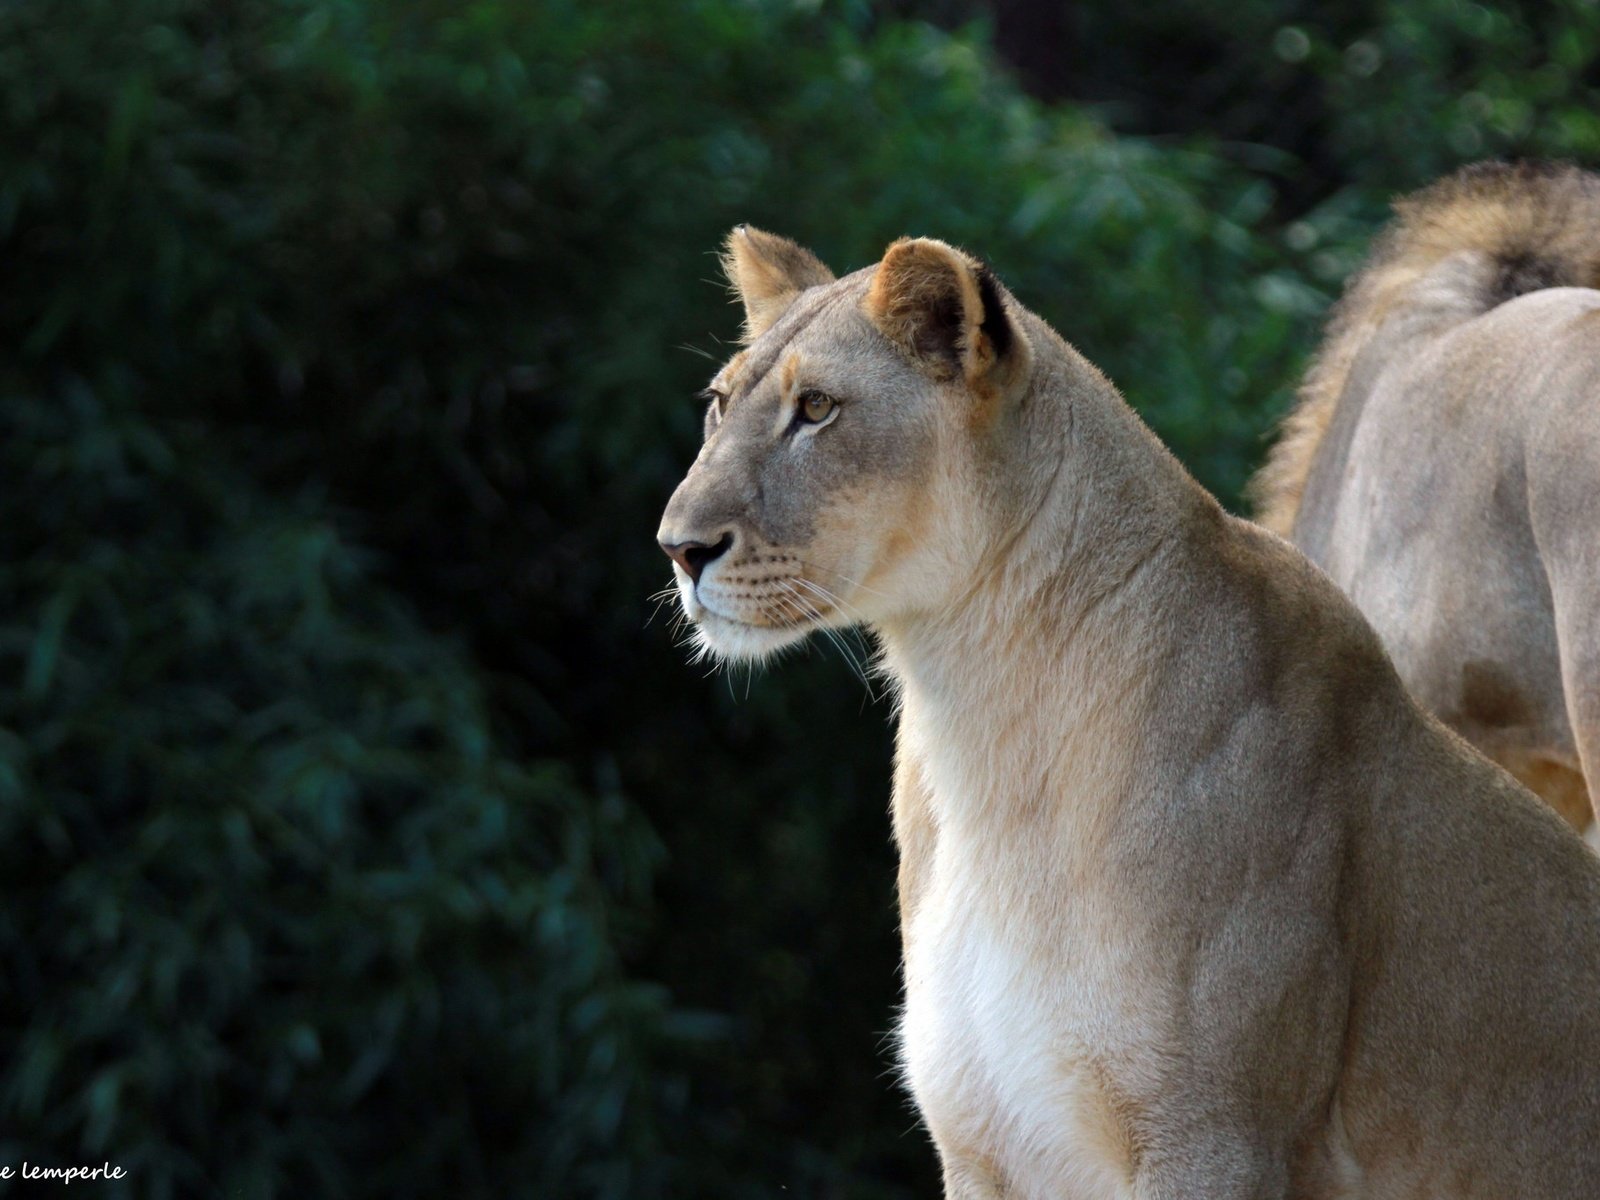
864,237,1028,398
722,225,836,342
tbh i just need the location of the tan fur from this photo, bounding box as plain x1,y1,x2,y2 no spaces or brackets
866,237,1029,405
660,226,1600,1197
867,239,987,373
1252,162,1600,535
1251,161,1600,827
721,225,835,341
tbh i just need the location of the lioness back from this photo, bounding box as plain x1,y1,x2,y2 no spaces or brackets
1253,161,1600,833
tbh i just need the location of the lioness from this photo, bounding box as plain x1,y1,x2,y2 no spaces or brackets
658,225,1600,1197
1252,161,1600,833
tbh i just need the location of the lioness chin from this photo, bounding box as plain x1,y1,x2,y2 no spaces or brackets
658,226,1600,1198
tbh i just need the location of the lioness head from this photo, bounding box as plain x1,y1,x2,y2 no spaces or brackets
657,227,1037,662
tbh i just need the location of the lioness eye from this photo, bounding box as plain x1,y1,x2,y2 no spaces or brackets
696,387,728,420
798,390,837,425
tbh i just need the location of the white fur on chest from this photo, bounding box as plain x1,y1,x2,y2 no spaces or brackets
899,860,1136,1200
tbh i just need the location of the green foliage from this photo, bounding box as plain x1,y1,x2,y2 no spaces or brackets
1299,0,1600,186
4,0,1600,1196
0,380,671,1197
1,5,676,1194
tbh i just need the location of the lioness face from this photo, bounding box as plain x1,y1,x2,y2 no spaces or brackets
658,228,1029,663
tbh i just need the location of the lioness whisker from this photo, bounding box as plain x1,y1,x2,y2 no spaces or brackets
676,341,718,363
791,578,879,677
801,560,892,601
792,576,870,627
645,583,684,629
779,579,878,701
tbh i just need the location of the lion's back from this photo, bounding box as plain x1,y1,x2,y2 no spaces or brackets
1291,287,1600,809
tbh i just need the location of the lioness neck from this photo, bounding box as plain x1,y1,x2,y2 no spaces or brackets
880,326,1217,851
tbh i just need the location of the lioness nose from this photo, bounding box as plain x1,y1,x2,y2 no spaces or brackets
659,532,733,584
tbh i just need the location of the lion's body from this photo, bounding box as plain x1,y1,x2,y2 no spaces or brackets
1253,163,1600,830
660,224,1600,1197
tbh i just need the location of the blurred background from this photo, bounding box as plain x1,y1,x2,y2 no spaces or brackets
2,0,1597,1196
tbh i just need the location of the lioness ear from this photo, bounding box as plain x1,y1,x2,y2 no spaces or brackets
865,237,1027,394
722,225,835,342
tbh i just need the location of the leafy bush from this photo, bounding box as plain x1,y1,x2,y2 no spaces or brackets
0,375,671,1197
